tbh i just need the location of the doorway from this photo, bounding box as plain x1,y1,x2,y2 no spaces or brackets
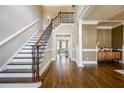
55,34,71,61
57,39,69,56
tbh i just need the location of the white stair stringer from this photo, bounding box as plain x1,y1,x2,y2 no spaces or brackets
12,59,32,63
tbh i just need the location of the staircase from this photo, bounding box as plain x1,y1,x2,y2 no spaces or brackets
0,11,75,88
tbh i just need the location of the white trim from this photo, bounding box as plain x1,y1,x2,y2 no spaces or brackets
82,20,99,25
75,5,91,21
78,19,84,67
112,23,123,29
0,30,39,71
0,19,39,47
122,46,124,64
60,23,75,25
97,26,112,29
83,61,97,64
82,49,97,51
97,23,123,29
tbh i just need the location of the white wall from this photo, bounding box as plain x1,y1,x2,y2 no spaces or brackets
43,6,73,29
0,5,43,67
52,23,76,60
39,34,53,76
0,6,39,41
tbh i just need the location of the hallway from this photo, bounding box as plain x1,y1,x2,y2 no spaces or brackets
42,55,124,88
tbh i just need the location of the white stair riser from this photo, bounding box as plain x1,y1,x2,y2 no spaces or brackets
12,59,43,64
23,46,47,48
7,65,32,69
0,73,32,78
26,43,47,46
12,59,32,63
15,54,44,58
20,50,44,53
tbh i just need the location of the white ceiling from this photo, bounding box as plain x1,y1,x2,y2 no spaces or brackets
83,5,124,27
83,5,124,20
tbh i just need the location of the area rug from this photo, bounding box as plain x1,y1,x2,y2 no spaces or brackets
115,70,124,75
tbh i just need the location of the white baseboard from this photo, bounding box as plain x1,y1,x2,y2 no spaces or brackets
71,58,78,63
83,61,97,64
0,30,39,72
39,58,53,76
119,60,124,64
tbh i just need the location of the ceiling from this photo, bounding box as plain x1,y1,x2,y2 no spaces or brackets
83,5,124,20
83,5,124,27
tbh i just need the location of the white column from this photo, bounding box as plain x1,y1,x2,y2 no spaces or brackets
78,19,84,67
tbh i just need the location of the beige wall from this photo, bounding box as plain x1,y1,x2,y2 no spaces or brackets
82,51,96,61
112,25,123,48
97,25,123,48
97,29,112,48
43,6,73,29
82,24,97,61
82,25,97,61
0,5,43,67
0,6,43,42
82,24,97,49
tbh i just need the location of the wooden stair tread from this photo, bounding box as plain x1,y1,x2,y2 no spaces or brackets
0,69,32,73
8,63,32,65
0,78,39,83
8,62,42,65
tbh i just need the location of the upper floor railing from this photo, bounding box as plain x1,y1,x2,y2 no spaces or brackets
32,11,75,82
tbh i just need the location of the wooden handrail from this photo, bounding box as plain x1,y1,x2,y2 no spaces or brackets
35,11,75,47
35,21,52,46
34,11,61,46
52,12,60,21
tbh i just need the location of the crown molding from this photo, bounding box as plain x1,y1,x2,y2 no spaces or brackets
97,26,112,29
112,23,123,29
75,5,90,22
82,20,99,25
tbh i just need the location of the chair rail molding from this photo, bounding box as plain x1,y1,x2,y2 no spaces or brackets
0,19,39,47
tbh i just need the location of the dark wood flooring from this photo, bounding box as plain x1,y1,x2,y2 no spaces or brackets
41,55,124,88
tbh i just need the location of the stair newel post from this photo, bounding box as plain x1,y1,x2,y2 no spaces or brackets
36,45,40,81
32,45,36,81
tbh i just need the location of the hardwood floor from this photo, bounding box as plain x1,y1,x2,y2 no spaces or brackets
41,55,124,88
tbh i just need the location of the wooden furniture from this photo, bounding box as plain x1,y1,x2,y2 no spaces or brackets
97,51,121,61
